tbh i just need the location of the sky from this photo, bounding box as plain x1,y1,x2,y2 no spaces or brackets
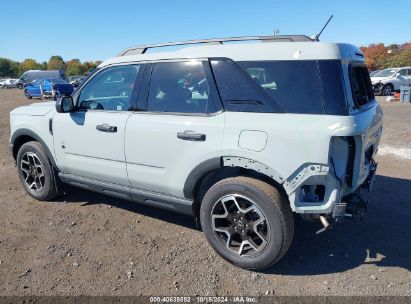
1,0,410,63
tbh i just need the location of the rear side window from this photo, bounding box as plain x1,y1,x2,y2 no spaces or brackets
211,59,347,115
147,61,218,114
349,64,374,107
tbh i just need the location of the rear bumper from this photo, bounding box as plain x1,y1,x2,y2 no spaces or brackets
339,159,377,218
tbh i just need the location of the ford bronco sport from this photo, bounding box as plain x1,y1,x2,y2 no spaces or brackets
9,35,383,270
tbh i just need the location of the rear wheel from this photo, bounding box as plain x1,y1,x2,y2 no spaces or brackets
16,141,62,201
200,176,294,270
381,84,393,96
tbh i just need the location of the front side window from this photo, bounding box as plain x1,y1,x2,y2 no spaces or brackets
78,65,140,111
147,61,217,114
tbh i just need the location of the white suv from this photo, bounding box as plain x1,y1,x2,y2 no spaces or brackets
9,35,383,270
371,67,411,95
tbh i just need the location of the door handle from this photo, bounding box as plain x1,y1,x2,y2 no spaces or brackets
96,124,117,133
177,131,206,141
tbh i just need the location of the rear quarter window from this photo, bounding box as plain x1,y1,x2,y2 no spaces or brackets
211,59,347,115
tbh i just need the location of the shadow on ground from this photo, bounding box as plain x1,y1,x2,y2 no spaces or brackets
55,174,411,275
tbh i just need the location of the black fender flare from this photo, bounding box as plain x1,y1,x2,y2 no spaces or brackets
10,128,58,168
183,157,222,199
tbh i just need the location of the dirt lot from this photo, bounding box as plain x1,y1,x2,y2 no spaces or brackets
0,89,410,296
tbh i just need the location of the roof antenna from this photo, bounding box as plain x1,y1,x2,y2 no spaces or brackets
312,14,333,41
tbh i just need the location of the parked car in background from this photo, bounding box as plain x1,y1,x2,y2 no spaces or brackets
67,76,84,87
24,78,73,100
0,79,19,88
369,70,381,77
16,70,66,89
371,67,411,95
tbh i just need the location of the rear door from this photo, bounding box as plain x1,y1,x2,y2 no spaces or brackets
125,60,224,198
53,63,144,186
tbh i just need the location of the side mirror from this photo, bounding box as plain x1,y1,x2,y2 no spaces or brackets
56,96,74,113
395,73,402,78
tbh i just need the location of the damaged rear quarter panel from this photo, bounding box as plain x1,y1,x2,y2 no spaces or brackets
222,101,383,214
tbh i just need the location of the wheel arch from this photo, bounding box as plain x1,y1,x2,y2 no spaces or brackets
10,129,57,168
184,156,287,217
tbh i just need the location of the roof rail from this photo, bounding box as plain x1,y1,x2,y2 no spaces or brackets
118,35,314,56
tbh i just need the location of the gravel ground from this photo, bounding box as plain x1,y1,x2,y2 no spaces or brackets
0,89,410,296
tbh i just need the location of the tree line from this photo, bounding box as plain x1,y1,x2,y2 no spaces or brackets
0,56,102,78
361,43,411,71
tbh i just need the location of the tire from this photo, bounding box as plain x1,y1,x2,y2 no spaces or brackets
200,176,294,270
16,141,62,201
381,84,393,96
24,89,32,99
17,83,23,89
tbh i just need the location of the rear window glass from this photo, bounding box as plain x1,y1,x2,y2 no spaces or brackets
147,61,218,114
349,65,374,107
237,60,347,115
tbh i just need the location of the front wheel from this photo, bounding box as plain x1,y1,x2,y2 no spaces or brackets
24,90,32,99
381,84,394,96
200,176,294,270
17,83,23,89
16,141,62,201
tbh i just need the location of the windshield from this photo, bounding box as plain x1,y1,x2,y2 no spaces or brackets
375,69,397,77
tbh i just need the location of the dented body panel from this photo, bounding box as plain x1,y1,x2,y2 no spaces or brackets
221,100,383,215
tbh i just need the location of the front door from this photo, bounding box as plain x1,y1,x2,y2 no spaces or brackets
27,79,42,97
53,63,143,186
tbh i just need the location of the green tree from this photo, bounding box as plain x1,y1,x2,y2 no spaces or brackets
386,49,411,67
40,61,48,70
0,58,19,77
66,59,85,76
47,55,65,70
82,61,101,74
19,59,41,74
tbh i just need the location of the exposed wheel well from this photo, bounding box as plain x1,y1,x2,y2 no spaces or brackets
191,166,287,218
